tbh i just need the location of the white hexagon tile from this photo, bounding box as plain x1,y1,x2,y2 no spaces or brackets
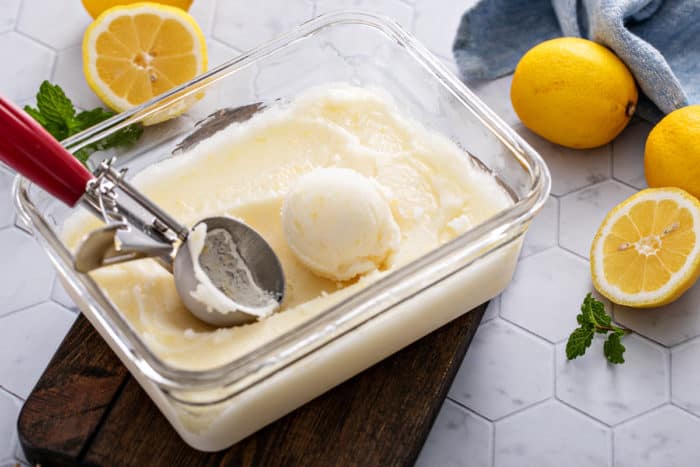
213,0,314,52
501,248,596,343
556,334,668,425
0,302,75,399
671,338,700,415
516,123,611,197
495,401,611,467
615,406,700,467
315,0,414,32
560,180,637,258
416,400,493,467
1,1,699,466
0,229,54,314
615,283,700,347
0,389,21,463
612,120,652,190
0,0,20,34
448,320,553,420
0,32,53,102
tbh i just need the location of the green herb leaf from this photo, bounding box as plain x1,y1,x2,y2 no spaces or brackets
75,107,115,128
603,332,626,364
24,80,143,164
567,293,630,364
566,326,594,360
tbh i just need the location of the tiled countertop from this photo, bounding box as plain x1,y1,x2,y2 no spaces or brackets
0,1,697,466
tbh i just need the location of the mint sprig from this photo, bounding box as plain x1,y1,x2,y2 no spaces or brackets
566,293,629,364
24,81,143,163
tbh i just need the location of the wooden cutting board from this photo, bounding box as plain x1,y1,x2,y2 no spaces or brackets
17,303,486,467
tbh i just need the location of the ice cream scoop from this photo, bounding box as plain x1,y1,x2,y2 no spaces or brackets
0,96,285,327
282,167,400,281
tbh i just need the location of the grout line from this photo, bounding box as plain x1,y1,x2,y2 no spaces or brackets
611,177,642,192
0,299,51,320
557,243,590,262
669,401,700,419
554,396,612,427
610,427,616,467
444,397,493,425
492,397,552,423
612,402,672,429
609,139,615,179
491,414,496,467
0,384,25,402
668,348,673,401
13,0,25,33
498,313,559,345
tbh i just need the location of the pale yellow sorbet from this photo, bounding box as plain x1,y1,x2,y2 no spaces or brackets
62,84,513,371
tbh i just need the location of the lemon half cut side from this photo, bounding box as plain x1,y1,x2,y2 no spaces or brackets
82,2,207,123
591,188,700,308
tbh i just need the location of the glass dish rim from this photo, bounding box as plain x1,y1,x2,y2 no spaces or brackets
14,10,551,393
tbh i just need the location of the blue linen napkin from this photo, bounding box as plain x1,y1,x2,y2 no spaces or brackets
453,0,700,122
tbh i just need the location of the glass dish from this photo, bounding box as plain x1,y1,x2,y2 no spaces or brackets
14,11,550,451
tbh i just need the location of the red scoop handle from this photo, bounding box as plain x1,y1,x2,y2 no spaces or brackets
0,96,92,206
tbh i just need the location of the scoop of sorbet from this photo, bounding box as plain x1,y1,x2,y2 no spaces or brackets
282,167,400,281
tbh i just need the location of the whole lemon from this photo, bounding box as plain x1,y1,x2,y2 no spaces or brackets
510,37,638,149
645,105,700,198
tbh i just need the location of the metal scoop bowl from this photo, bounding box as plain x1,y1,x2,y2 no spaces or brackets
0,96,285,327
174,217,285,327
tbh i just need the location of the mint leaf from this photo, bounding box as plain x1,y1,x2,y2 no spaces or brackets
580,293,611,331
75,107,115,128
567,293,630,364
35,81,77,136
604,333,626,364
24,80,143,164
566,326,594,360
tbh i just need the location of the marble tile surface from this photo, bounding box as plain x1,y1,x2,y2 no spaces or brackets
413,0,478,60
315,0,414,32
520,196,558,258
0,32,53,102
614,406,700,467
16,0,91,50
213,0,314,51
0,389,20,463
670,338,700,415
50,278,77,312
0,1,697,466
614,283,700,346
0,302,75,399
0,229,54,314
501,249,595,342
0,0,19,34
449,320,553,420
612,120,652,190
556,334,669,425
416,400,492,467
495,400,611,467
51,46,103,111
559,180,637,258
516,123,611,197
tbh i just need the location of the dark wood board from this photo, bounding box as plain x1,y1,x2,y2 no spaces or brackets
18,302,486,467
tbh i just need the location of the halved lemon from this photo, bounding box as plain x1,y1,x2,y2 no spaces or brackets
82,2,207,123
591,187,700,308
81,0,193,19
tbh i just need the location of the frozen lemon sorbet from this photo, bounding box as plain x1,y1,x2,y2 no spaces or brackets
62,84,513,371
282,167,400,281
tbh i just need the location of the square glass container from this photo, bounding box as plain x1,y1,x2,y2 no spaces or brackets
14,11,550,451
